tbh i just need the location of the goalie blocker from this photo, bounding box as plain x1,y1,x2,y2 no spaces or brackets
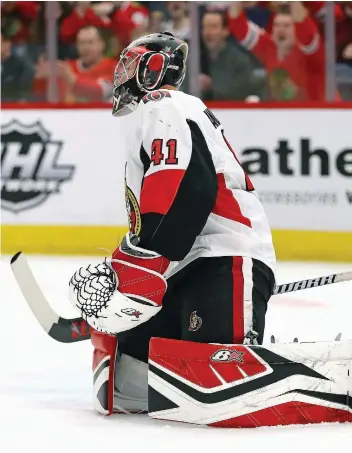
148,338,352,427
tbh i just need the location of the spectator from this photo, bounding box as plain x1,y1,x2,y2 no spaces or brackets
205,2,230,11
110,1,149,47
336,2,352,66
164,1,190,40
201,10,257,100
31,2,75,62
228,1,340,101
335,1,352,99
304,1,345,36
243,1,271,29
130,25,151,42
34,25,115,103
143,2,167,33
1,2,39,48
263,1,345,36
60,2,111,46
1,31,34,102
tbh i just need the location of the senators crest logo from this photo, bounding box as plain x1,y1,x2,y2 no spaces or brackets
142,90,171,104
188,311,202,332
125,182,141,236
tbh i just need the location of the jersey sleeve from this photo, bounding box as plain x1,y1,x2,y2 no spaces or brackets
137,96,218,262
295,15,324,70
228,11,275,64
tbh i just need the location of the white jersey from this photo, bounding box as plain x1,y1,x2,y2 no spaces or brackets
124,89,276,277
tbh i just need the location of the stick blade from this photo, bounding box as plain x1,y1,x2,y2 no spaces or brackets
49,317,92,343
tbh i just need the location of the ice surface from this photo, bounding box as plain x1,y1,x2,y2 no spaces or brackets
0,256,351,453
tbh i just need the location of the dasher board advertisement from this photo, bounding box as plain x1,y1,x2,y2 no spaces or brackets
1,110,129,225
217,108,351,232
1,108,351,232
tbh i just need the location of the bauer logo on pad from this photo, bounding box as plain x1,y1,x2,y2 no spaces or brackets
1,120,75,213
211,348,245,363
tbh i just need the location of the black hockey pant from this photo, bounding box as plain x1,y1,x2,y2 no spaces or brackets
117,256,275,363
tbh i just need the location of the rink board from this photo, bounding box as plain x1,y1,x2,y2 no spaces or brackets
1,104,351,261
2,225,351,262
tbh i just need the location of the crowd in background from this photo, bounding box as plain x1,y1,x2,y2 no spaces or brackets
2,1,352,103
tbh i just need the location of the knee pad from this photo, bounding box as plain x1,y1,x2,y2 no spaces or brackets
113,353,148,413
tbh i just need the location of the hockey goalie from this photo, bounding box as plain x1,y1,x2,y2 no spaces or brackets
69,32,351,427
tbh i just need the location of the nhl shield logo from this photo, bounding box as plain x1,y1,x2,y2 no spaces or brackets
1,120,75,213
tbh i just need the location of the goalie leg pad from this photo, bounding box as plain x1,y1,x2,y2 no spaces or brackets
92,330,118,415
148,338,352,427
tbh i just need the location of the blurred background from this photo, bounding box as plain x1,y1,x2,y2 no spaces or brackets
1,0,352,103
1,1,351,263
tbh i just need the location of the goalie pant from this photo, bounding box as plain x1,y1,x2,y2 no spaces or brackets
92,255,275,415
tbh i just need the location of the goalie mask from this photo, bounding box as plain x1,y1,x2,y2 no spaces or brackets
112,32,188,117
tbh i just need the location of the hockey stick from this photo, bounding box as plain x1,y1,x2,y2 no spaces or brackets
10,252,92,343
272,270,352,295
11,251,352,344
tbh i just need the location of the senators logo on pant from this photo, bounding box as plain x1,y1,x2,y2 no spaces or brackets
188,311,202,332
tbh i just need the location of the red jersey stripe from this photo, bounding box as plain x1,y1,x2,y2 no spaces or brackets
140,169,185,215
232,257,245,344
212,174,252,227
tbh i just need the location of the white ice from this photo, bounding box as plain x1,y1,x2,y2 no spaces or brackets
0,256,351,453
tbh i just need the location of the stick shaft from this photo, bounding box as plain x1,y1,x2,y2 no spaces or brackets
273,271,352,295
11,252,352,343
